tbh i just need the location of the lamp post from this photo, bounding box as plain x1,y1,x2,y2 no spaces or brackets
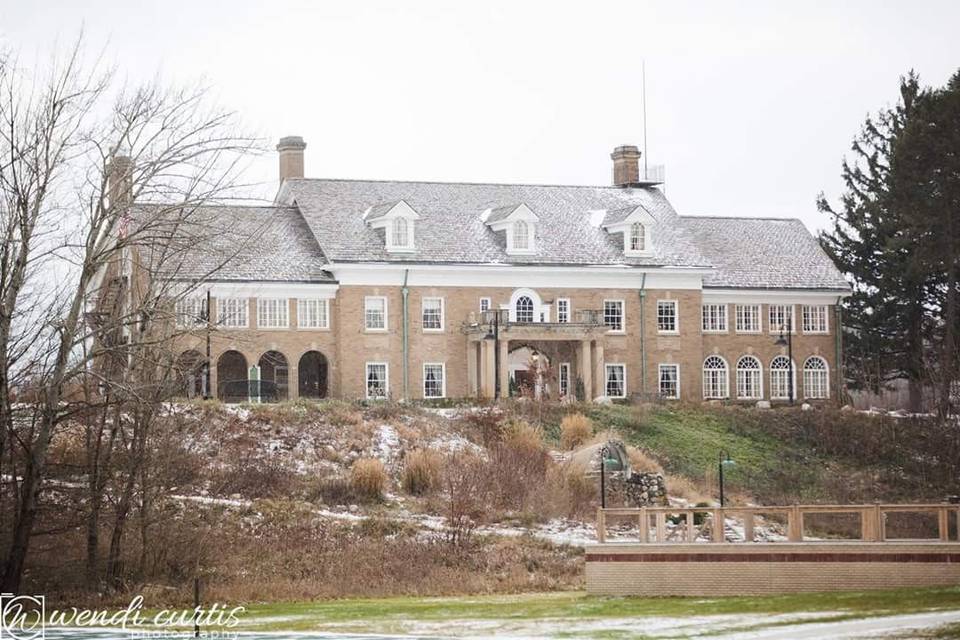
718,451,735,506
483,309,501,399
774,316,795,405
203,290,212,400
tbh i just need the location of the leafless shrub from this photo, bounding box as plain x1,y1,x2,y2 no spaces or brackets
443,452,488,547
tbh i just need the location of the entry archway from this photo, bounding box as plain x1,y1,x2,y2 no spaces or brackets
175,350,205,398
217,350,248,403
508,345,551,398
298,351,329,399
258,350,289,402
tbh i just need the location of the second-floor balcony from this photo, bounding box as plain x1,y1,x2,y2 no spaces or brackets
462,308,609,340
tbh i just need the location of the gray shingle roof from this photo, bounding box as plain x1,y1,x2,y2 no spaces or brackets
280,179,710,268
138,204,334,283
679,216,850,291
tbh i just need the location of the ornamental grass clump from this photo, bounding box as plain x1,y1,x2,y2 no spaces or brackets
401,449,443,496
559,413,594,450
350,458,388,501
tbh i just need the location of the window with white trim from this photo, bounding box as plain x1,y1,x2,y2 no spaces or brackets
603,300,624,332
735,304,761,333
702,355,729,399
515,295,535,323
366,362,388,399
629,222,645,252
736,355,763,400
257,298,288,329
802,305,829,334
479,297,491,313
605,364,626,398
217,298,247,328
422,297,444,331
770,355,795,400
175,297,207,328
512,220,530,250
659,364,679,399
657,300,678,333
559,362,571,397
701,304,728,332
556,298,570,323
297,299,329,329
391,217,411,249
803,356,829,399
364,296,387,331
769,304,795,333
423,363,445,398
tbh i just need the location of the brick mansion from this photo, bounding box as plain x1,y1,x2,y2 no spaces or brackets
110,138,851,404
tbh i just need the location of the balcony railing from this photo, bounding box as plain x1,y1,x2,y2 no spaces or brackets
464,309,605,329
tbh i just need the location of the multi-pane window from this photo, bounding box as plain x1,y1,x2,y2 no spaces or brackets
559,362,571,397
629,222,645,251
803,356,829,399
802,305,829,334
605,364,626,398
702,356,729,399
512,221,530,250
479,297,491,313
364,296,387,331
515,295,534,323
422,297,444,331
257,298,289,329
423,363,445,398
366,363,388,399
659,364,679,399
217,298,248,328
769,304,795,333
735,304,761,333
603,300,624,332
770,355,794,400
736,355,763,399
556,298,570,323
297,299,329,329
701,304,728,332
175,297,207,328
391,217,410,248
657,300,678,333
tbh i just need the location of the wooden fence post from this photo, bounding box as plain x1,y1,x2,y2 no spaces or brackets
744,511,754,543
596,508,606,543
938,507,950,542
656,512,666,542
639,507,648,543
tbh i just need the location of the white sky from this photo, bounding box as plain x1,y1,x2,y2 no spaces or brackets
3,0,959,232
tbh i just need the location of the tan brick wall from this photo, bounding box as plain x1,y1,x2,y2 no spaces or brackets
585,543,960,596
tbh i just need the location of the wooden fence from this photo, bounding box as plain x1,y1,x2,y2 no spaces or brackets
595,503,960,544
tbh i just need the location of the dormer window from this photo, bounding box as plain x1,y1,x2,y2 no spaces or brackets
482,203,538,255
601,205,654,257
629,222,646,252
364,200,420,253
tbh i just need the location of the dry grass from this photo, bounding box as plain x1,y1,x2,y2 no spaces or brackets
665,474,711,504
559,413,594,450
626,445,664,474
351,458,388,501
401,449,443,496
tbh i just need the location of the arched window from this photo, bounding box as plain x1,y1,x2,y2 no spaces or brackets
512,221,529,250
803,356,829,399
736,355,762,400
629,222,645,251
392,217,409,247
515,295,534,323
702,355,729,399
770,355,795,400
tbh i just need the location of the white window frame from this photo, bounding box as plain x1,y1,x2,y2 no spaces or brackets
364,296,388,332
479,297,491,313
701,303,728,333
604,363,627,398
658,363,680,400
423,362,446,399
511,220,531,251
256,298,289,329
175,296,207,329
736,355,764,400
603,299,625,333
421,296,445,332
656,300,679,334
365,362,389,399
556,298,571,324
702,355,730,400
389,217,413,250
559,362,571,397
802,305,829,334
735,304,762,334
627,222,646,253
216,297,248,329
770,356,797,400
768,304,796,334
297,298,330,330
803,356,830,399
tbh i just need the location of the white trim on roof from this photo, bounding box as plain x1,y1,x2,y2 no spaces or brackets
701,288,850,305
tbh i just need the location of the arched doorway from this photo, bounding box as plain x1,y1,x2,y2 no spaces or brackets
175,350,205,398
508,345,551,398
298,351,329,399
217,350,248,403
258,350,289,402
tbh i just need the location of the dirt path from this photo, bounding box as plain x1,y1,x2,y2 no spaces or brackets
717,609,960,639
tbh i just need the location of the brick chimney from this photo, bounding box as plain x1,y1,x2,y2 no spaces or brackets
610,144,642,187
107,151,133,208
277,136,307,182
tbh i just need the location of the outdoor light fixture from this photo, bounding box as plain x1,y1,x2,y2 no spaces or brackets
773,318,795,405
718,451,735,507
484,310,501,399
599,444,620,509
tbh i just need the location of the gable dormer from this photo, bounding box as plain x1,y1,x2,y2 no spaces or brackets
364,200,420,252
481,203,539,255
602,205,655,257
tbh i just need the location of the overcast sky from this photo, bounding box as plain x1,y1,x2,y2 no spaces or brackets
3,1,959,232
